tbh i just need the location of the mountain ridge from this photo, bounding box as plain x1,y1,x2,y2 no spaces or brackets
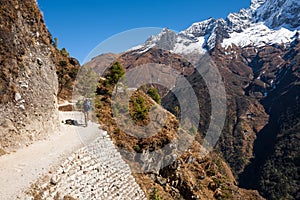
130,0,299,54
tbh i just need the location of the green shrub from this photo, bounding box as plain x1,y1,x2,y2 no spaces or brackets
105,62,125,84
133,145,141,152
59,60,68,67
60,47,70,57
150,188,163,200
189,125,197,135
94,97,102,109
147,87,161,104
68,66,79,79
0,148,6,156
130,96,149,123
114,128,121,134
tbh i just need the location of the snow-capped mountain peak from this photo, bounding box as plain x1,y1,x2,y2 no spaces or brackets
182,18,216,37
250,0,267,10
128,27,206,55
253,0,300,29
130,0,299,55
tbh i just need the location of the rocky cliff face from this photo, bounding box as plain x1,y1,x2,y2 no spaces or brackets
0,0,59,152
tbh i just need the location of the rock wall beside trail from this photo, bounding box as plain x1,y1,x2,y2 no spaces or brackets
26,134,146,200
0,0,59,151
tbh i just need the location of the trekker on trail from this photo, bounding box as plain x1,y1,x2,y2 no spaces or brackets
83,98,92,127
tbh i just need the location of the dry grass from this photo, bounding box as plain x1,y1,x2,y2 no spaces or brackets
63,195,78,200
0,148,7,156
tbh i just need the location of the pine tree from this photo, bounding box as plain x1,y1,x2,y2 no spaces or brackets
105,62,125,84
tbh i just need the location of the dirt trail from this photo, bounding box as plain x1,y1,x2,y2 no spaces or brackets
0,111,104,200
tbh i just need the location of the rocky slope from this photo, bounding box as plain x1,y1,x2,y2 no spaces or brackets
85,1,300,199
0,0,60,152
92,63,264,199
117,39,299,200
85,39,299,199
118,0,299,199
85,53,119,75
55,53,80,102
239,38,300,199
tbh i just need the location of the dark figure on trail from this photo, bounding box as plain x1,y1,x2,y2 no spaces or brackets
83,98,92,127
65,119,79,126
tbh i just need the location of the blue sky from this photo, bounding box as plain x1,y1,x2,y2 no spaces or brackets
37,0,251,64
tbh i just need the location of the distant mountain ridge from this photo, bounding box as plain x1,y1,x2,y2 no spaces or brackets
130,0,299,54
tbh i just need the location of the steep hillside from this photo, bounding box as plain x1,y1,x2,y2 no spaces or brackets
85,53,119,75
86,32,300,200
120,0,300,199
239,39,300,199
55,52,80,102
91,61,264,199
92,46,269,178
87,40,299,198
0,0,59,152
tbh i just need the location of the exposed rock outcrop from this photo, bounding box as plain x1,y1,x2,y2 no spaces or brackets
0,0,59,151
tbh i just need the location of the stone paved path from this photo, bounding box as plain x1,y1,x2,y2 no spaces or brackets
0,111,103,199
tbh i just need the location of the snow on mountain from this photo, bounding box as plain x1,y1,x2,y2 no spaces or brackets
173,35,206,55
253,0,300,29
222,23,298,48
182,18,217,37
128,28,206,55
130,0,299,55
250,0,267,10
223,0,300,48
226,8,252,32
